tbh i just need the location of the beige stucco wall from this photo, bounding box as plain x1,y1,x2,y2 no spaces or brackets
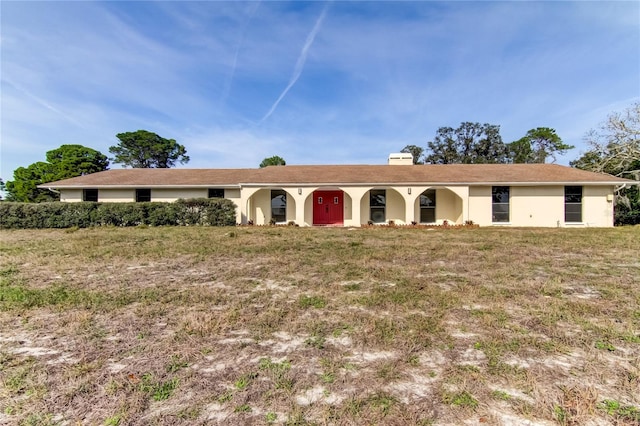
285,192,296,223
97,189,136,203
470,185,567,227
223,189,242,224
225,189,240,199
386,189,405,224
510,186,564,227
583,186,615,227
437,189,463,223
251,189,271,225
468,186,492,225
60,189,83,202
359,190,372,224
342,187,369,227
150,188,207,202
342,192,353,224
468,185,615,227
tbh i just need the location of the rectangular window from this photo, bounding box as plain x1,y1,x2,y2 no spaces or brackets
271,190,287,223
83,189,98,202
420,189,436,223
492,186,510,223
208,188,224,198
135,189,151,202
565,186,582,222
370,189,386,223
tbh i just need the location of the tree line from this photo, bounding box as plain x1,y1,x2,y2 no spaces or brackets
400,125,572,165
1,103,638,224
2,130,286,203
3,130,190,203
399,103,639,224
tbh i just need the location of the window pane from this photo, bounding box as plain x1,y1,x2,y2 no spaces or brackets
420,208,435,223
83,189,98,202
371,207,385,223
271,190,286,222
420,190,436,207
565,203,582,222
492,186,510,222
492,203,509,222
370,190,386,223
565,186,582,203
492,186,509,203
208,188,224,198
564,186,582,222
136,189,151,202
370,190,386,207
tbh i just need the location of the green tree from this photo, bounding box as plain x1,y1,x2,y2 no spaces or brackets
400,145,424,164
570,102,640,225
259,155,286,168
5,145,109,202
508,127,573,163
45,144,110,180
424,122,508,164
0,178,5,200
109,130,189,168
6,162,57,202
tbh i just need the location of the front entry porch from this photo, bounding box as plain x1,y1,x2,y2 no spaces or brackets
241,185,468,227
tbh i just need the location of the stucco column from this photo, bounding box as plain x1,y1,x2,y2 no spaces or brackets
351,196,361,226
342,187,369,227
294,192,307,226
405,191,416,224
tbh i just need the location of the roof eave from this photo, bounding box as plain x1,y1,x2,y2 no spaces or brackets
37,184,242,189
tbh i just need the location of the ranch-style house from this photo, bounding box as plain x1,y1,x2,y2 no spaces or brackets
39,154,634,228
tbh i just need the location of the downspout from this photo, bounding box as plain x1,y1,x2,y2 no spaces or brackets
47,187,61,201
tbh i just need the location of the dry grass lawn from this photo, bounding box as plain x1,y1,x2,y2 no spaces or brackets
0,226,639,425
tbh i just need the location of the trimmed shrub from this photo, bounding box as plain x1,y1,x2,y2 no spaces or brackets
0,198,237,229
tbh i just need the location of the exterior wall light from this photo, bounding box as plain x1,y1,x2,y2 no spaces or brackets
407,188,412,195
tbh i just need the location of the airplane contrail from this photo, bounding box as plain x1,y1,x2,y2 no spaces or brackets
221,1,261,104
4,77,84,127
260,2,330,123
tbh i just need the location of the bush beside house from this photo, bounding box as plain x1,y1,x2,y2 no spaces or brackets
0,198,237,229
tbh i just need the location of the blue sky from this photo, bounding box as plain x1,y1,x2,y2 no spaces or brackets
1,1,638,179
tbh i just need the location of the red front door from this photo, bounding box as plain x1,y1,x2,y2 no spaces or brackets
313,191,344,225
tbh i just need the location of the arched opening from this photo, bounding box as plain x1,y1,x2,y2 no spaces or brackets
360,188,406,224
247,188,296,225
413,187,463,224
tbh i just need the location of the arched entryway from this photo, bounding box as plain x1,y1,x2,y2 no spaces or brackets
245,188,297,225
413,187,463,224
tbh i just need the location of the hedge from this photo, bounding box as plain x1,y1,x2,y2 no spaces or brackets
0,198,237,229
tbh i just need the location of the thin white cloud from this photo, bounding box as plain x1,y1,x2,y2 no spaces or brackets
221,1,261,105
1,1,638,178
260,2,330,123
2,78,84,128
